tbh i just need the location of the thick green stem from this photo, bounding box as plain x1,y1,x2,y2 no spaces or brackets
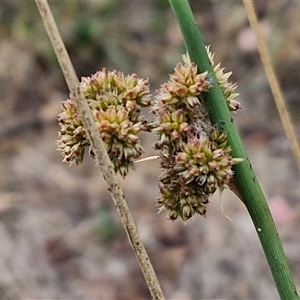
168,1,299,299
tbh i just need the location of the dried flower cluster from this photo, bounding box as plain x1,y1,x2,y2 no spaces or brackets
57,68,151,177
206,46,242,112
57,49,242,222
151,55,242,221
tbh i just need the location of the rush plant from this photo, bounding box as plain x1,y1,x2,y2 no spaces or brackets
36,0,299,299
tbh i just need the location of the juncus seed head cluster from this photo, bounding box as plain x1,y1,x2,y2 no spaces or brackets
206,46,242,112
57,49,242,222
151,55,210,149
151,54,242,222
57,68,151,177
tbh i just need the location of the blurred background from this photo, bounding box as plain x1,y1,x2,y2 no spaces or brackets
0,0,300,299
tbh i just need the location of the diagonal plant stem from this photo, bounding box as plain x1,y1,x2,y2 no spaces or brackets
243,0,300,174
168,1,299,299
34,1,165,299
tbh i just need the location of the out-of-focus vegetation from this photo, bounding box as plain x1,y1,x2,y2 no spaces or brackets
0,1,299,299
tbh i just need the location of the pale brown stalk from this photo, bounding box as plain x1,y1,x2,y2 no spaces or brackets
243,0,300,174
34,1,165,299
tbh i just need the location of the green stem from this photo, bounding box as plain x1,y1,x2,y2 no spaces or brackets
168,1,299,299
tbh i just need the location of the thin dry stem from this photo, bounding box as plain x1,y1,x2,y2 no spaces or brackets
34,1,165,299
243,0,300,174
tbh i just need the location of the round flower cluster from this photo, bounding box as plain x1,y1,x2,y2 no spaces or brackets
151,55,211,149
151,55,242,221
57,68,151,177
157,130,243,221
206,46,242,112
